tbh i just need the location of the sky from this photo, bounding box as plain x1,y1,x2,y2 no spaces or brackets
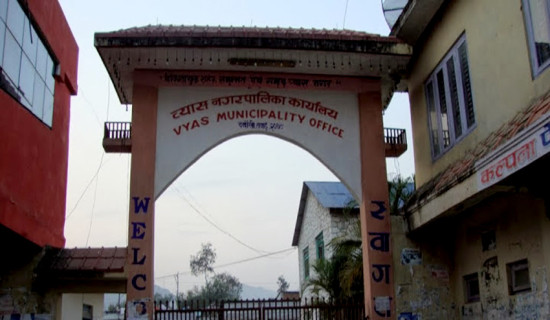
59,0,414,295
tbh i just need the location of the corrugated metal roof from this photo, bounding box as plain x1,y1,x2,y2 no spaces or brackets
304,181,356,209
292,181,356,246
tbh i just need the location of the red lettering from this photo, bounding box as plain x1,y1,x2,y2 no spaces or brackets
173,126,182,135
309,117,344,139
201,116,209,125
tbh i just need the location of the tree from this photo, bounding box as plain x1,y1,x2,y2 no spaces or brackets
388,174,415,215
277,275,290,297
187,243,243,302
186,272,242,302
205,272,243,301
190,242,216,283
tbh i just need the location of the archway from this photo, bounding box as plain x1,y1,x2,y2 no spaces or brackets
154,134,338,297
95,25,411,319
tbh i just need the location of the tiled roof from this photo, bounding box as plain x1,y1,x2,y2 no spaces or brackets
41,246,126,273
407,91,550,211
97,25,392,42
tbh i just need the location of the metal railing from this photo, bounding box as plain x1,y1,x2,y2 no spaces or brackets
154,298,364,320
384,127,406,146
104,121,132,140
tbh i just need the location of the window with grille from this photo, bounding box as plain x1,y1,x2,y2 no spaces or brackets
315,232,324,260
463,273,480,303
522,0,550,76
425,34,475,159
303,247,310,280
0,0,57,127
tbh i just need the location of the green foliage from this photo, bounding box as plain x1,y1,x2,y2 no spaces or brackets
106,304,119,313
277,275,290,296
186,272,242,302
388,174,415,215
190,242,216,282
304,174,414,302
187,243,242,302
154,292,175,301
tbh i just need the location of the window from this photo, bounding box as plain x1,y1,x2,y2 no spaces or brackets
507,259,531,294
82,304,93,320
425,34,475,159
303,247,310,279
481,230,496,252
523,0,550,76
315,232,325,260
463,273,480,303
0,0,57,127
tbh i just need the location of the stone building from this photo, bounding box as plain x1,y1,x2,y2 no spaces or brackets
291,181,358,300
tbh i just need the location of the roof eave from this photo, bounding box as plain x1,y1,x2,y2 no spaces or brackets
291,183,310,247
390,0,446,45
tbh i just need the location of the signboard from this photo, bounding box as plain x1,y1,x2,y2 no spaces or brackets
155,87,362,200
476,116,550,190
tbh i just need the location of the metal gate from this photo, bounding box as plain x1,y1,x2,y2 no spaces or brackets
154,298,364,320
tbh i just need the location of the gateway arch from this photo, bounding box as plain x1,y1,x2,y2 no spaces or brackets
96,25,411,319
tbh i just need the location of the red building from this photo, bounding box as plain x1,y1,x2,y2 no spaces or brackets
0,0,77,251
0,0,78,315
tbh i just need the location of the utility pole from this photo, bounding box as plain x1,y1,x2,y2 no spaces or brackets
174,272,180,309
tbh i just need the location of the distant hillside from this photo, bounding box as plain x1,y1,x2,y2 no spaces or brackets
240,284,276,300
104,285,170,309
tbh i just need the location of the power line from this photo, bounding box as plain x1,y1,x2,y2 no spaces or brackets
85,153,104,246
66,156,111,220
343,0,350,29
172,186,269,255
155,247,296,280
214,247,296,269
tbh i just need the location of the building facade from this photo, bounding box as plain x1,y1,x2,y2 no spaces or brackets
392,0,550,318
0,0,80,317
292,181,358,300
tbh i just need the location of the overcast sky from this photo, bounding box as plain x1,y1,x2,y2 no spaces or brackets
59,0,414,294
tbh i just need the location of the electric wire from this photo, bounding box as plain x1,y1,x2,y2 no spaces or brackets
173,185,269,255
343,0,350,29
85,152,103,246
66,156,111,220
155,247,296,280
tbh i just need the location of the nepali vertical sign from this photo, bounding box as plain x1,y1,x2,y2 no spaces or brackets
358,90,395,319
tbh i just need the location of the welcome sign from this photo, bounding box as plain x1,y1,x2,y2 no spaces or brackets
155,87,362,200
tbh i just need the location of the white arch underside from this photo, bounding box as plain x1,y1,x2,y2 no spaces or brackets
154,87,362,201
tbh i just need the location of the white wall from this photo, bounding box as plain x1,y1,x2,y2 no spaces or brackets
60,294,104,320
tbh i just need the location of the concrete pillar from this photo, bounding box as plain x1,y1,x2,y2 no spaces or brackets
358,90,395,319
126,85,158,320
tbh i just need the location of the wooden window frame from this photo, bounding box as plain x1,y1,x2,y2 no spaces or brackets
522,0,550,77
424,33,476,160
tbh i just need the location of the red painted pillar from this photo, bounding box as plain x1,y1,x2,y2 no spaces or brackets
358,89,394,319
126,85,158,320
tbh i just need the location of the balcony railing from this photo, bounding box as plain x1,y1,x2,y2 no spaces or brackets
102,121,407,157
384,127,407,157
103,121,131,153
